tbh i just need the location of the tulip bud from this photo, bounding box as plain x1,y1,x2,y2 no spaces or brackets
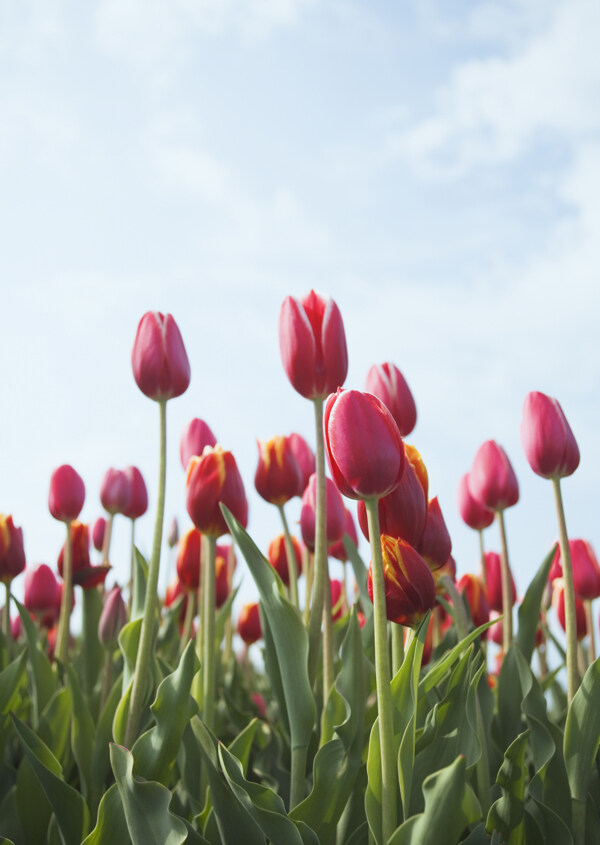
92,517,106,552
468,441,519,512
48,465,85,523
553,580,587,640
357,443,428,547
186,446,248,538
165,577,185,609
549,539,600,600
0,514,26,584
267,534,302,585
255,436,303,506
121,466,148,521
484,551,517,612
330,578,347,621
520,391,580,479
167,517,179,548
238,602,262,644
456,473,494,531
324,388,405,501
251,692,267,717
100,468,130,516
300,473,346,551
278,290,348,400
365,362,417,436
180,418,217,471
328,507,358,562
418,497,452,573
176,527,202,591
58,522,109,589
24,564,61,624
489,611,503,646
456,573,490,629
287,432,315,492
131,311,191,401
98,585,127,649
367,535,436,628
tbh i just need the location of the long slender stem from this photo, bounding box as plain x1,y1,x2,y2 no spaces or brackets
125,400,167,747
127,518,135,616
552,477,579,704
303,551,314,627
196,536,205,662
203,535,217,731
179,592,195,657
290,744,308,810
584,600,596,663
102,514,113,566
478,529,487,591
365,498,396,843
496,510,513,653
391,624,404,676
278,504,299,609
4,582,10,645
56,521,73,664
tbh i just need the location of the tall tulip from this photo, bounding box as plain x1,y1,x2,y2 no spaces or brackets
456,471,494,590
238,602,262,645
99,467,130,564
288,432,315,493
366,535,436,628
365,362,417,436
268,534,302,586
121,465,148,614
0,514,25,641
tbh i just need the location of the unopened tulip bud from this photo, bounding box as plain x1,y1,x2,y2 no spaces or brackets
278,290,348,400
287,432,315,492
48,465,85,523
267,534,302,585
176,527,202,591
100,468,130,516
549,539,600,600
98,585,127,649
121,466,148,520
367,535,436,628
186,446,248,538
238,602,262,644
24,564,61,624
456,473,494,531
365,362,417,436
457,573,489,629
520,391,580,479
418,497,452,573
300,473,346,551
167,518,179,548
180,418,217,471
131,311,191,401
328,507,358,561
92,517,106,552
484,551,517,612
0,514,25,583
255,436,303,505
58,522,109,590
468,441,519,512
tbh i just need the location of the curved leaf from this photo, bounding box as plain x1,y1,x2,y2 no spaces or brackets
516,545,556,665
486,730,530,845
82,784,129,845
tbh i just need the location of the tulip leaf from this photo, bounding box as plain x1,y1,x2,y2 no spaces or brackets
79,586,104,696
0,786,23,845
132,546,148,621
15,756,52,845
0,649,28,751
222,507,316,755
110,743,187,845
132,639,199,783
388,755,481,845
37,686,73,769
419,617,497,696
516,545,556,665
259,606,290,740
564,656,600,838
11,713,89,845
14,598,58,724
92,671,123,799
81,784,129,845
118,616,144,693
215,584,240,646
65,662,95,803
486,730,530,845
343,536,371,620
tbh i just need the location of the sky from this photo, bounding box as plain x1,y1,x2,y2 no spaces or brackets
1,0,599,643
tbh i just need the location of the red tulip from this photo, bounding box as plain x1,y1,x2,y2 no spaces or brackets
367,535,436,628
457,573,490,629
520,391,580,479
238,602,262,644
300,473,346,551
357,443,428,547
365,362,417,436
554,580,587,640
131,311,191,401
549,539,600,600
10,615,22,641
92,517,106,552
216,543,236,608
328,507,358,561
484,551,517,612
24,564,61,624
255,436,302,506
100,468,130,516
180,418,217,471
58,522,109,589
489,611,503,646
330,578,347,621
186,446,248,538
98,585,127,648
48,465,85,523
176,527,203,591
0,514,25,583
287,432,315,492
324,388,404,501
418,497,452,573
456,473,494,531
468,441,519,512
278,290,348,400
432,554,457,592
121,466,148,520
267,534,302,585
165,577,185,609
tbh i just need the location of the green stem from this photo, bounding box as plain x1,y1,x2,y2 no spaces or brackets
391,624,404,676
56,521,73,664
125,400,167,747
320,574,335,745
290,743,308,810
82,587,103,696
196,536,205,663
552,477,579,704
365,498,397,843
278,504,299,609
303,550,314,627
100,649,113,712
203,535,217,731
440,574,469,641
3,582,10,645
496,510,513,653
179,592,195,658
127,518,135,616
478,529,487,591
584,599,596,663
102,513,113,566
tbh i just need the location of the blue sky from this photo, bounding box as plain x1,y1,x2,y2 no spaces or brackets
2,1,599,637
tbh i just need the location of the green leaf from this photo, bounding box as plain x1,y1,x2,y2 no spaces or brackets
388,756,481,845
110,743,187,845
0,786,24,845
118,617,144,694
132,547,149,621
79,587,105,696
92,671,123,799
343,536,371,620
228,717,260,774
222,507,315,755
81,784,129,845
564,656,600,803
65,662,95,803
0,648,28,714
37,686,73,769
16,756,52,845
486,730,530,845
11,713,88,845
419,617,497,696
14,598,58,724
516,545,556,664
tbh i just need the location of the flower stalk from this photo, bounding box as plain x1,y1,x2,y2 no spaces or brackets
552,477,579,703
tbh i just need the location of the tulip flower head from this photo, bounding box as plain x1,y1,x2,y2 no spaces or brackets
456,573,490,629
186,446,248,538
0,514,25,584
100,468,130,516
24,564,61,625
553,579,587,640
131,311,191,401
268,534,302,585
300,473,346,551
48,465,85,523
330,578,347,622
167,517,179,548
328,507,358,562
278,290,348,400
365,362,417,437
58,521,110,589
176,527,203,591
549,539,600,601
180,418,217,471
254,436,303,506
367,535,436,628
468,441,519,512
92,517,106,552
287,432,315,492
418,497,452,573
98,585,127,648
456,473,494,531
238,601,262,645
520,391,580,479
484,551,517,612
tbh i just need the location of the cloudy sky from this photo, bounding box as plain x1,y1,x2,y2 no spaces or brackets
2,1,599,637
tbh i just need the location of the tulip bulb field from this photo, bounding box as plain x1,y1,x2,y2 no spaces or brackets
1,293,599,845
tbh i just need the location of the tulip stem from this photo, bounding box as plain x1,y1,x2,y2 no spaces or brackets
391,624,404,676
3,583,10,645
290,744,308,810
196,537,205,666
278,504,299,609
478,529,487,591
496,510,513,654
584,600,596,663
101,514,113,566
179,592,195,658
440,574,469,641
303,551,314,627
55,521,73,664
127,518,135,616
203,535,217,731
365,498,397,843
125,399,167,748
551,477,579,704
100,649,113,712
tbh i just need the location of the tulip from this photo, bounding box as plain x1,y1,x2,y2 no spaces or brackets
549,539,600,600
366,535,436,628
48,465,85,523
456,573,490,629
268,534,302,586
469,441,519,513
0,514,26,584
255,436,303,506
554,580,587,640
288,432,315,492
328,507,358,562
238,602,262,645
357,443,428,548
24,564,61,626
58,521,110,589
98,585,127,649
215,547,235,608
180,418,217,471
186,446,248,538
484,551,517,612
456,473,494,532
92,517,106,552
165,577,185,610
418,497,452,573
100,468,130,516
131,311,191,402
432,554,457,592
488,611,504,646
330,578,347,622
520,391,580,479
251,692,267,717
10,615,22,642
365,362,417,436
176,527,203,592
324,388,405,501
278,290,348,400
121,466,148,521
300,473,345,552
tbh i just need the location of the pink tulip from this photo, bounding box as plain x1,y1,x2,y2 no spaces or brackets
418,497,452,573
328,507,358,561
92,517,106,552
98,585,127,648
131,311,191,401
365,362,417,436
520,391,580,479
484,551,517,612
48,465,85,523
100,468,130,516
456,473,494,531
287,432,315,492
24,564,61,624
549,539,600,600
468,441,519,512
180,418,217,471
121,466,148,521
